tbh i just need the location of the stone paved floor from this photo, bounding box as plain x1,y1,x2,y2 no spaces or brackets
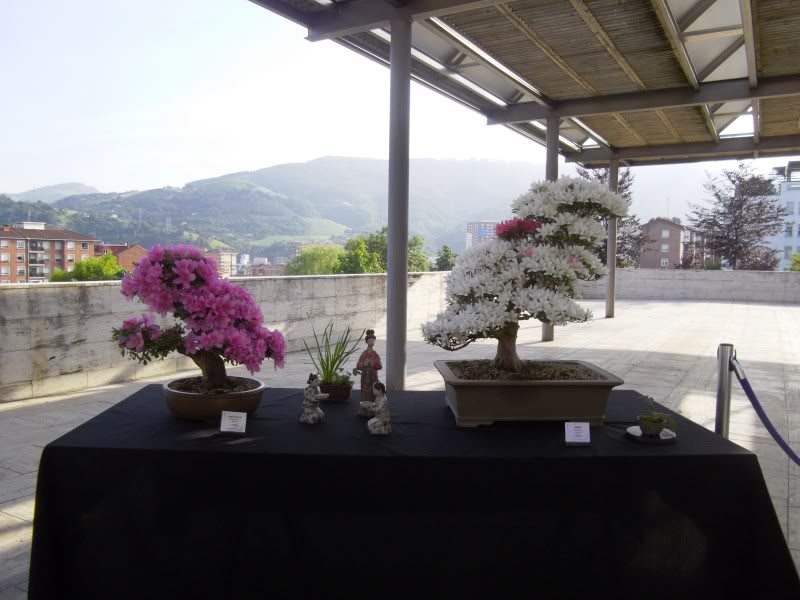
1,299,799,596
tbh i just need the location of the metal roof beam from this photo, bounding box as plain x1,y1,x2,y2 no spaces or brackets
564,134,800,163
306,0,500,41
739,0,758,87
677,0,718,32
697,36,744,81
682,25,743,43
651,0,699,89
486,75,800,123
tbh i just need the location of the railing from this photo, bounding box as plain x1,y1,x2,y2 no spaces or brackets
29,258,47,265
715,343,800,466
29,243,46,251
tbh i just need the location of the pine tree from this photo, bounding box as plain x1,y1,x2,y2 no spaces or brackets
688,163,786,270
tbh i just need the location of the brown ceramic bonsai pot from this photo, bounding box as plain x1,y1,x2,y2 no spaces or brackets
319,383,353,402
163,378,266,421
434,360,623,428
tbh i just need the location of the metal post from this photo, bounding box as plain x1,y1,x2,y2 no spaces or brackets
605,161,618,319
541,117,560,342
715,343,734,438
386,15,411,392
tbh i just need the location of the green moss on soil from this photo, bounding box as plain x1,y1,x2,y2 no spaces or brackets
449,360,604,382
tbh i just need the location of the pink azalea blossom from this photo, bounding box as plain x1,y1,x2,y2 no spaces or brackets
117,244,286,374
496,217,542,241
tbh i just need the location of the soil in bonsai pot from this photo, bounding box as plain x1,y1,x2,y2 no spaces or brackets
449,360,604,382
168,376,261,395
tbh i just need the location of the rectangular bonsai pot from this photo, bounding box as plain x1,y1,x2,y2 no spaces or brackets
434,360,624,428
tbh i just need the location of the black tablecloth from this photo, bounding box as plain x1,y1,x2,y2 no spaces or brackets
29,386,799,599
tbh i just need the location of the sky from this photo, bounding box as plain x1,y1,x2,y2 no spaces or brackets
1,0,796,223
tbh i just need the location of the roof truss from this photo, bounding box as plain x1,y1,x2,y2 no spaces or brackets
486,75,800,124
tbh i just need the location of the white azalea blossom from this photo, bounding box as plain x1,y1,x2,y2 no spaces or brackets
422,177,627,359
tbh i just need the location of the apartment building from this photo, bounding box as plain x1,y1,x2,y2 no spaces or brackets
0,222,95,284
206,249,237,277
94,243,148,271
766,162,800,270
640,217,684,269
465,221,497,249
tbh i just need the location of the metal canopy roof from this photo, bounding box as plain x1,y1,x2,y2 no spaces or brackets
251,0,800,167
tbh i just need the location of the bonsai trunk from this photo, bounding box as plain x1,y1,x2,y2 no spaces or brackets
191,351,228,388
493,324,523,372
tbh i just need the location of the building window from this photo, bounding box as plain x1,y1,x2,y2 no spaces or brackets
0,267,8,275
785,246,793,259
0,240,7,248
55,241,63,250
17,254,24,262
43,267,50,274
0,280,9,284
42,241,49,249
67,254,75,263
661,229,670,238
81,241,89,250
661,243,669,253
786,224,794,237
0,253,7,262
660,258,669,268
788,202,795,215
67,241,75,250
67,266,74,273
16,267,25,276
55,256,62,262
17,241,25,249
80,254,88,261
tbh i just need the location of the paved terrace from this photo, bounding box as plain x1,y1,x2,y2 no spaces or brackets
1,299,799,597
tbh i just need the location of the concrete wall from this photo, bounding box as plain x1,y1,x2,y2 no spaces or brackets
0,273,448,402
579,269,800,303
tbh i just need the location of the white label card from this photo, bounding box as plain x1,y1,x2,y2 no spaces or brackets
220,411,247,434
564,422,591,446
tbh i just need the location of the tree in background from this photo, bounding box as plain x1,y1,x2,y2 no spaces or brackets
434,245,457,271
50,254,126,282
339,227,430,273
791,253,800,272
338,238,382,274
739,246,781,271
575,166,649,267
688,163,785,270
285,245,343,275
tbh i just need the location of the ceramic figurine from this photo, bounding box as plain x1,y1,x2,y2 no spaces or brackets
300,373,325,425
354,329,382,404
367,382,391,435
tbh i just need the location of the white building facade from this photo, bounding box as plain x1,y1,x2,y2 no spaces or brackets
767,163,800,271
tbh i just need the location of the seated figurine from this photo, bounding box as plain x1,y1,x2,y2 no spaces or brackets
367,382,391,435
300,373,325,425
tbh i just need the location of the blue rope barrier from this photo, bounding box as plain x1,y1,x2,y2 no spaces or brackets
731,357,800,467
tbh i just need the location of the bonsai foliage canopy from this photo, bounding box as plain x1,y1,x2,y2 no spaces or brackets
112,244,286,389
422,177,627,371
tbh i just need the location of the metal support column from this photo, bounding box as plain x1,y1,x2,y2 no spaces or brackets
715,343,734,438
542,117,560,342
605,161,619,319
385,15,412,392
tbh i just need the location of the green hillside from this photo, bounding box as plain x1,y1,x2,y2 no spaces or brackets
6,157,541,253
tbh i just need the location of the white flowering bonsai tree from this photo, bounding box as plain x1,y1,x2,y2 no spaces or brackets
422,177,627,373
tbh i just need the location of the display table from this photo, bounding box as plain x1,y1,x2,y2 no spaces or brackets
29,386,798,599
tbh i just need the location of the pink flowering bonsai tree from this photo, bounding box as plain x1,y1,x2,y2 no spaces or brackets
112,245,286,391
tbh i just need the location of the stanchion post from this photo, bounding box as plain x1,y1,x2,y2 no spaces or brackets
715,343,734,438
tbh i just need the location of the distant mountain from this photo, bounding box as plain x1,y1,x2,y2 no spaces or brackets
187,157,541,250
11,158,541,253
8,182,99,204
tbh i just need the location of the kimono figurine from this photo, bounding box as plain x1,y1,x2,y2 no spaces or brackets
354,329,382,404
300,373,325,425
367,382,391,435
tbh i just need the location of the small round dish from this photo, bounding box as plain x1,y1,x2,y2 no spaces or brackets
315,393,330,401
625,425,677,444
